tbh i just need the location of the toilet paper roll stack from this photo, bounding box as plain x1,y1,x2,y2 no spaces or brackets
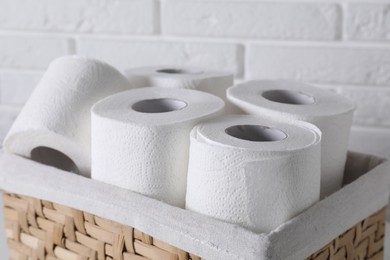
227,80,355,198
91,88,225,207
186,115,321,233
126,66,237,113
3,56,132,177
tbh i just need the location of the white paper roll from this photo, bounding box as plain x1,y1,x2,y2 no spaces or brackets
227,80,355,198
185,115,321,233
126,66,237,113
91,87,225,207
3,56,132,177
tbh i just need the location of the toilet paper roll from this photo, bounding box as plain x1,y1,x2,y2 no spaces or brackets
91,87,225,207
185,115,321,233
227,80,355,198
126,66,236,113
3,56,132,177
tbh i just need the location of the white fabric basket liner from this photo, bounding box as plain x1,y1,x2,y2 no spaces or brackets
0,151,389,260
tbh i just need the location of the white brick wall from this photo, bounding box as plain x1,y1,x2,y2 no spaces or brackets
0,106,20,143
247,45,390,86
341,86,390,127
346,3,390,41
0,0,389,140
319,84,390,127
0,70,43,105
0,35,72,69
77,37,243,74
163,1,341,40
0,0,157,34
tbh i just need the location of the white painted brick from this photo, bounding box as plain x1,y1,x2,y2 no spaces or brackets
0,70,43,105
0,0,156,34
163,1,340,40
247,45,390,86
319,85,390,128
0,35,72,69
0,106,21,145
340,87,390,127
77,38,242,76
346,3,390,41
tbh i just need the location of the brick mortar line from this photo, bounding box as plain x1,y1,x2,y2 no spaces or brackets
0,30,389,49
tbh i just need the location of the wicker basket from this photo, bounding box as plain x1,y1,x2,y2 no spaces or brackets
2,192,387,260
1,151,389,260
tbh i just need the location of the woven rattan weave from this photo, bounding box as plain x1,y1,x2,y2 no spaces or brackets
2,192,386,260
307,207,386,260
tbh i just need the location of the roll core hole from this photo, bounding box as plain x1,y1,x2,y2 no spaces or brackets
132,98,187,113
156,68,203,75
31,146,80,174
262,89,315,105
225,125,287,142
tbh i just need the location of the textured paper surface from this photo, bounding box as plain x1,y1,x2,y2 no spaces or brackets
91,88,224,207
126,66,237,113
3,56,132,177
228,80,355,198
186,115,321,233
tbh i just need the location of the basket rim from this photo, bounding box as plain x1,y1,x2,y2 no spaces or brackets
0,151,389,260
